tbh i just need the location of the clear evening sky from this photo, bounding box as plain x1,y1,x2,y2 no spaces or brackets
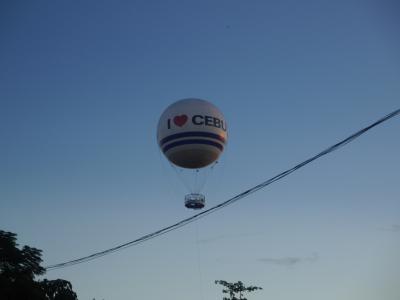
1,1,399,299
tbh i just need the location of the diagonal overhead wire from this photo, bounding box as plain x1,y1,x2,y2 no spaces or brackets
45,108,400,270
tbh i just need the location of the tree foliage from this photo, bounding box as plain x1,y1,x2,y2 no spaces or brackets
215,280,262,300
41,279,78,300
0,230,78,300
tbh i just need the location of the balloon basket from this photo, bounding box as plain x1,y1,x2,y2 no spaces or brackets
184,193,205,210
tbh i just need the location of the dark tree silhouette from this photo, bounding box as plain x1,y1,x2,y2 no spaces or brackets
0,230,78,300
41,279,78,300
215,280,262,300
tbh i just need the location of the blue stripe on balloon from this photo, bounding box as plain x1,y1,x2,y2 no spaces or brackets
160,131,226,146
162,139,224,153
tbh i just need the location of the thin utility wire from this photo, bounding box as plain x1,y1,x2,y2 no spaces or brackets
45,108,400,271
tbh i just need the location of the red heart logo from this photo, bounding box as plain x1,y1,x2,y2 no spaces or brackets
173,115,188,127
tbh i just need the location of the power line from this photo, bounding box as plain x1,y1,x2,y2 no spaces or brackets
45,108,400,270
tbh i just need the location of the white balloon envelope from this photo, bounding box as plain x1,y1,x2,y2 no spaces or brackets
157,98,228,169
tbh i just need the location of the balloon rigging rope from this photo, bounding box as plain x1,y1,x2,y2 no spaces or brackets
45,108,400,270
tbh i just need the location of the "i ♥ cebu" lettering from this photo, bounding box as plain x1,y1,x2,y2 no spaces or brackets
167,114,226,131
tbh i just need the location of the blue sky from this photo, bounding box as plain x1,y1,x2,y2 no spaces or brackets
1,1,399,299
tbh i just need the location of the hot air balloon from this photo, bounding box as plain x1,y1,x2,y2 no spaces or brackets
157,98,228,209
